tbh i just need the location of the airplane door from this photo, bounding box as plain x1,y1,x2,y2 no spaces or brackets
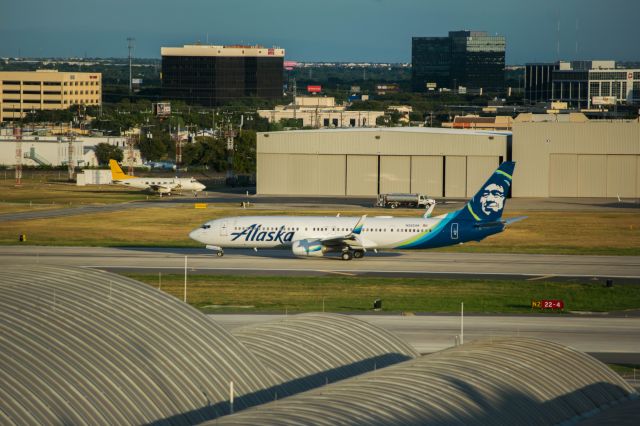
451,223,459,240
220,220,229,236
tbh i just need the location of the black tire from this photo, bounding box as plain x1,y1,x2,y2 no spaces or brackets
353,250,364,259
341,251,353,261
216,251,224,257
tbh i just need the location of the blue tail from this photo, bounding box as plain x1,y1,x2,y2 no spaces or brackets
457,161,515,222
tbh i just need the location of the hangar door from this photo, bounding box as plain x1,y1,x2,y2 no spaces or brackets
346,155,378,196
411,156,443,197
607,155,637,198
445,156,466,197
317,155,347,196
577,155,607,197
549,154,577,197
466,156,500,197
257,153,289,194
380,156,410,193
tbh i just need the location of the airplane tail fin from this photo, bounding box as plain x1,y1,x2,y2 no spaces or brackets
457,161,515,222
109,159,133,181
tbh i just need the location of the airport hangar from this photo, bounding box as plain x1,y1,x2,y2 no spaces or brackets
256,120,640,198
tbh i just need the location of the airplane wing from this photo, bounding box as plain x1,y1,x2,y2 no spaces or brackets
149,183,180,193
319,215,367,248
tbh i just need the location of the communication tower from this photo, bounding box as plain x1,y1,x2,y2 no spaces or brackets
223,117,237,179
174,124,182,167
127,37,135,94
13,126,22,186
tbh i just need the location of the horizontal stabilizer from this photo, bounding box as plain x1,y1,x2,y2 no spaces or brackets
473,216,527,229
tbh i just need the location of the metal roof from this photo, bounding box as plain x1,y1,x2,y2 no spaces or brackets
0,265,279,425
213,338,638,426
232,313,419,395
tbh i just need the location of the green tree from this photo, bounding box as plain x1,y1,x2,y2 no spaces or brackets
94,143,123,165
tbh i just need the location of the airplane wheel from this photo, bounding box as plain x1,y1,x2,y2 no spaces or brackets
341,251,353,261
353,250,364,259
216,251,224,257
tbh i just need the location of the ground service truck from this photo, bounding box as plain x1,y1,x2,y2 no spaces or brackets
376,193,435,209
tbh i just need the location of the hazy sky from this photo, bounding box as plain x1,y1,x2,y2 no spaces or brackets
2,0,639,63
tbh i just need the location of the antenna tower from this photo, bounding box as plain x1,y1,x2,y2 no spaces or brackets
14,126,22,186
224,115,237,179
127,37,135,94
175,124,182,167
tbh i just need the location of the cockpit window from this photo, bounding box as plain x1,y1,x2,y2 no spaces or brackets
201,224,211,229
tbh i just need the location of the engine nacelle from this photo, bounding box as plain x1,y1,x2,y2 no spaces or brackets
292,239,326,257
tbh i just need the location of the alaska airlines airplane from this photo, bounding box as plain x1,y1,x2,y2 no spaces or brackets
189,162,525,260
109,160,206,195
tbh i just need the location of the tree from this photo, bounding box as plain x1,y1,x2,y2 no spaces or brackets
94,143,123,165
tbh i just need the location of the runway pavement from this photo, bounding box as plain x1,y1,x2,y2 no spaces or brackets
210,314,640,362
1,245,638,282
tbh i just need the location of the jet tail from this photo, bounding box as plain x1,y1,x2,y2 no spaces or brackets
109,159,134,181
457,161,515,222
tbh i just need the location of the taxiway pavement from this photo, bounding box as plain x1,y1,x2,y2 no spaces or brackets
211,314,640,361
1,246,638,282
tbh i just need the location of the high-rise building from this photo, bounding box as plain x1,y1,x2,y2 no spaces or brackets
411,37,451,92
411,31,505,93
161,44,285,106
0,70,102,122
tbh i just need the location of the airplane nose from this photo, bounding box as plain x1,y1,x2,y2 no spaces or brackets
189,229,202,242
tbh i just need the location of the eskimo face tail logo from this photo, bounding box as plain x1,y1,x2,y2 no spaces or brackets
479,183,505,216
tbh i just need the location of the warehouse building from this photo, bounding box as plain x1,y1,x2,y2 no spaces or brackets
257,128,509,197
0,70,102,122
512,120,640,197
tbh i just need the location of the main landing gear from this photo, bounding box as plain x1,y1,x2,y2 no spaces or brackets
341,249,365,261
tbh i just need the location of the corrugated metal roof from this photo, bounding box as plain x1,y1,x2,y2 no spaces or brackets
260,126,512,136
232,313,419,395
213,338,638,426
0,265,279,425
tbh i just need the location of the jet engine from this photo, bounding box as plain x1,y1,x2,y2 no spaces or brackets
292,239,326,257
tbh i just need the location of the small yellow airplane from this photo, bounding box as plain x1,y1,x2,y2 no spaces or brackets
109,160,206,195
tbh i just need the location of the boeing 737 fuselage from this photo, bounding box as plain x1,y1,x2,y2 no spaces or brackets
189,162,524,260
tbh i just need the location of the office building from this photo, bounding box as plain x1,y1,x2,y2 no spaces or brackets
0,70,102,122
412,31,505,93
257,96,384,128
524,63,560,104
525,61,640,108
161,44,285,106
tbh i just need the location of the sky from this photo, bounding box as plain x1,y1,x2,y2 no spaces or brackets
2,0,639,64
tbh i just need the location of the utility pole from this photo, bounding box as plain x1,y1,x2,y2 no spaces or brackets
127,37,135,95
126,135,136,176
67,133,75,181
223,114,237,179
14,126,22,186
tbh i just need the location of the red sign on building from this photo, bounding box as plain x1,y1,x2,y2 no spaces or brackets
307,85,322,93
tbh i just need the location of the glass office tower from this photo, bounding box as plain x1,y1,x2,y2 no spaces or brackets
161,45,284,106
411,31,505,93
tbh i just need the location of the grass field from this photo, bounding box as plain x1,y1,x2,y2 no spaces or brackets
1,202,638,255
0,173,148,213
125,274,640,314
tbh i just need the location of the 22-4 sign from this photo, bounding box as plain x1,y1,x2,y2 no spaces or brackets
531,299,564,310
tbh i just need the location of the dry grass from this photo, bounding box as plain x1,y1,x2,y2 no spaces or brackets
1,205,638,254
0,174,148,205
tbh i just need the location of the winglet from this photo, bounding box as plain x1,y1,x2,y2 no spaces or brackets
351,215,366,235
109,159,134,181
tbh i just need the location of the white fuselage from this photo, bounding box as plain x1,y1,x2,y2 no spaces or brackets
189,215,447,250
119,177,206,193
